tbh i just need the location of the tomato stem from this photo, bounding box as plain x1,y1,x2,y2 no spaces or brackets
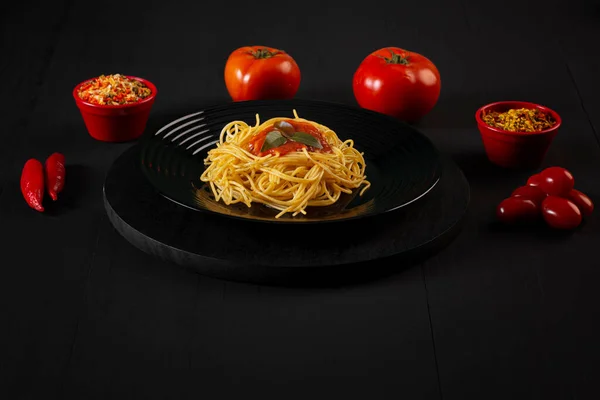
378,49,410,65
249,48,280,59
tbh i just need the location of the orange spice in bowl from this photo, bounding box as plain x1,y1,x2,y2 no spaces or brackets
73,74,157,142
77,73,152,106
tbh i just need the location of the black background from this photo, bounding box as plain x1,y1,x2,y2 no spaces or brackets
1,0,599,399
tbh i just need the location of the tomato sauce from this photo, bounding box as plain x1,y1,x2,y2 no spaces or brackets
247,120,332,156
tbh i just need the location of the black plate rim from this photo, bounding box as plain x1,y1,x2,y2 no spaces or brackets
153,174,441,225
141,97,436,141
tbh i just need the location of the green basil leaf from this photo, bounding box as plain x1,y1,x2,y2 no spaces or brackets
273,120,295,138
290,132,323,149
260,130,287,152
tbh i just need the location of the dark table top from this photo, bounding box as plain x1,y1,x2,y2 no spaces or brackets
2,0,599,399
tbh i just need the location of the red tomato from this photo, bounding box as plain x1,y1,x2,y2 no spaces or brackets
224,46,301,101
352,47,441,122
541,196,582,229
539,167,574,196
526,174,543,187
511,185,547,206
497,197,539,224
567,189,594,216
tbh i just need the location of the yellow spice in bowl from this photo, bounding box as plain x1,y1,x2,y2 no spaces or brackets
482,108,556,132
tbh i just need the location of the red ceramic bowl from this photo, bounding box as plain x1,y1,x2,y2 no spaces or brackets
475,101,561,169
73,76,157,142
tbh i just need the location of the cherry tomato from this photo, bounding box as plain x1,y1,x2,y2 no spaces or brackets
352,47,441,122
567,189,594,216
539,167,574,196
497,197,539,224
511,185,547,206
541,196,582,229
526,174,543,187
224,46,301,101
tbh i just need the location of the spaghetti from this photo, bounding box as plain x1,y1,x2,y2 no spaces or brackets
200,111,370,218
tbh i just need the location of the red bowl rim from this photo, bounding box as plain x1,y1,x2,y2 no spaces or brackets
475,100,562,136
72,75,157,110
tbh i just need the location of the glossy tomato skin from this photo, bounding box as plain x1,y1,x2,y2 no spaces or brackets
497,197,539,224
539,167,574,196
526,174,543,187
353,47,441,122
511,185,547,206
224,46,301,101
567,189,594,216
541,196,582,229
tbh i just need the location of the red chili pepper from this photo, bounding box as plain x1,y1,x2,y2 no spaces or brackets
20,159,45,212
45,152,66,201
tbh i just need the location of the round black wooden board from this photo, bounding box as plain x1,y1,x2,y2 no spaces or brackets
104,145,470,286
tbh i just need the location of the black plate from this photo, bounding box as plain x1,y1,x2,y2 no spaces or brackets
139,99,442,223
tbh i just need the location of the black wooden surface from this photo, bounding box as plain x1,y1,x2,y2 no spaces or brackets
1,1,599,399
